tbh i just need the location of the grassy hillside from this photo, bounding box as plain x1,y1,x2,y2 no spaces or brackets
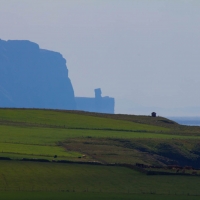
0,108,200,166
0,109,169,132
0,108,200,199
0,108,200,163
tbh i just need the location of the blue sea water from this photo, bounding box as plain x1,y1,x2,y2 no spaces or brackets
168,117,200,126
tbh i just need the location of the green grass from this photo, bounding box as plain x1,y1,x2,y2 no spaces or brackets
0,125,199,161
0,192,199,200
61,137,200,166
0,121,199,162
0,108,199,166
0,143,81,158
0,109,169,132
0,160,200,196
0,108,200,198
0,125,198,146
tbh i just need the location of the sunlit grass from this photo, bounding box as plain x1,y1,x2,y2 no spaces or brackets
0,143,81,158
0,109,169,132
0,125,198,146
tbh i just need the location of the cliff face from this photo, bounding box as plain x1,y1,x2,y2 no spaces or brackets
0,39,76,109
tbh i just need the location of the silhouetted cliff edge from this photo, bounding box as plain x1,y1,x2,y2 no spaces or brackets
0,39,76,109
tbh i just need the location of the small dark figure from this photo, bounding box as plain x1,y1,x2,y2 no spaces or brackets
151,112,156,117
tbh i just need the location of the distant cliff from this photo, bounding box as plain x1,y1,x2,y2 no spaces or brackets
0,39,76,109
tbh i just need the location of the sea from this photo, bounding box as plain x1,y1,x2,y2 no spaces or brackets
168,117,200,126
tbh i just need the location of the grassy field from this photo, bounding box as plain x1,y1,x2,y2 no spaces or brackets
0,108,200,199
0,108,200,164
0,142,81,158
0,109,169,132
1,192,200,200
61,137,200,166
0,161,200,196
0,124,199,162
0,109,175,161
0,125,198,145
0,192,200,200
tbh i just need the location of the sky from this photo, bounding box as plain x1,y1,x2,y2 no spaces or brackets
1,0,200,116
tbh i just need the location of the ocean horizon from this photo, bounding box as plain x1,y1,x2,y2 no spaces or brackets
168,117,200,126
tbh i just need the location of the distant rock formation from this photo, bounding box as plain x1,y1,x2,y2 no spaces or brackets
0,39,115,113
75,88,115,114
0,39,76,109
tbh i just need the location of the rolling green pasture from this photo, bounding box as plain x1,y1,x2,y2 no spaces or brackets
0,108,200,199
0,109,169,132
0,192,199,200
0,124,199,161
0,125,198,146
0,142,81,158
0,160,200,196
62,137,200,166
0,108,199,166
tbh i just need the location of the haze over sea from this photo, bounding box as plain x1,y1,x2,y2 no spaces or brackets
168,117,200,126
1,1,200,116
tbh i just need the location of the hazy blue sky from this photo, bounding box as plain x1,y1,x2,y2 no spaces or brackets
1,0,200,116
